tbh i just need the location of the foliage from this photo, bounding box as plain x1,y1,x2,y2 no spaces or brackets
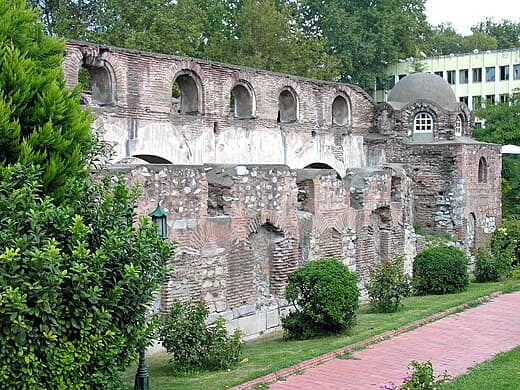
473,95,520,217
158,301,242,371
490,219,520,268
471,19,520,50
291,0,431,90
282,258,359,339
474,249,500,283
423,23,498,56
367,256,410,313
0,0,94,202
413,245,469,295
205,0,340,80
0,165,172,389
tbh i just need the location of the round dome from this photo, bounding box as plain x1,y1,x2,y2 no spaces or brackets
388,73,457,110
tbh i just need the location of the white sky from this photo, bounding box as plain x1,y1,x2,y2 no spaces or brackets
426,0,520,35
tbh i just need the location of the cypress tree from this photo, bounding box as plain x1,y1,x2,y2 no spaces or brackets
0,0,93,201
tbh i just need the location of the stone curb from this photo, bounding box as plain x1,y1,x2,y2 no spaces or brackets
230,291,503,390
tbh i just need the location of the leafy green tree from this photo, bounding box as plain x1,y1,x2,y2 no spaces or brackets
423,23,465,56
0,1,173,387
1,0,94,201
206,0,340,80
471,18,520,49
460,32,498,53
474,94,520,216
292,0,431,89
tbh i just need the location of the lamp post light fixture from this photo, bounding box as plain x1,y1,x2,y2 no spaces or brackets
134,203,169,390
148,203,169,239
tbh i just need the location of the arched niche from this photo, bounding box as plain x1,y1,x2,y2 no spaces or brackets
478,157,488,183
231,81,255,119
172,70,202,115
278,88,298,123
79,61,116,106
332,95,351,126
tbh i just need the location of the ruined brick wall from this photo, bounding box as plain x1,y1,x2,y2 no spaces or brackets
64,41,374,175
380,138,501,249
109,163,415,339
456,144,502,248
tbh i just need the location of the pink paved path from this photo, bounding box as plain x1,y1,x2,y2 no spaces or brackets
270,292,520,389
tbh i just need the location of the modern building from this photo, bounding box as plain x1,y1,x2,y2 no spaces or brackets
375,48,520,113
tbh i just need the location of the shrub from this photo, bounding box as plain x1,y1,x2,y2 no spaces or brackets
474,249,500,282
367,256,410,313
282,258,359,339
158,301,242,371
412,245,469,295
490,219,520,271
0,166,172,389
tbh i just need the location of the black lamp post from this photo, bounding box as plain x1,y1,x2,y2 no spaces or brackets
134,204,169,390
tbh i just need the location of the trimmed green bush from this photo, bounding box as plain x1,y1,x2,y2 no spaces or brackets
282,258,359,339
158,301,242,371
474,249,500,282
413,245,469,295
367,256,410,313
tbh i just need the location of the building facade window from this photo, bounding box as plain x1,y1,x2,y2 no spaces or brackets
398,74,407,80
434,70,444,78
513,64,520,80
413,112,434,133
459,96,468,105
478,157,488,183
499,65,510,81
472,68,482,82
455,115,463,136
459,69,469,84
485,66,495,82
447,70,456,84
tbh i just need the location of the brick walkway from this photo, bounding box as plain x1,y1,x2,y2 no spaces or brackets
268,292,520,389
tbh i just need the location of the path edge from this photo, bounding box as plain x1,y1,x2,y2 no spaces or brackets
230,291,503,390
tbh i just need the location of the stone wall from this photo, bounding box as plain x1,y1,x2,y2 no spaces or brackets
109,163,415,339
64,41,374,175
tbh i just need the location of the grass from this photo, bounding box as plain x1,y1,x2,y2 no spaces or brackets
122,280,519,390
442,346,520,389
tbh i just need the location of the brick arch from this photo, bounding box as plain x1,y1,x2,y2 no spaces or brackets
166,61,208,115
401,101,443,138
62,45,126,105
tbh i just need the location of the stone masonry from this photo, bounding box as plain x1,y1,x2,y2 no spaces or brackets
64,42,502,339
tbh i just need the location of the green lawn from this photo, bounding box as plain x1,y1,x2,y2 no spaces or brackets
442,346,520,389
122,280,519,390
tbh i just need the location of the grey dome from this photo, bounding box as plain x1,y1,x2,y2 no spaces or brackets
388,73,457,110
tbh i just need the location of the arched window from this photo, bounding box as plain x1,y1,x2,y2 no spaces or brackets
332,95,351,126
413,112,434,133
455,115,464,136
231,82,255,119
79,63,115,106
172,70,201,115
278,88,297,123
478,157,487,183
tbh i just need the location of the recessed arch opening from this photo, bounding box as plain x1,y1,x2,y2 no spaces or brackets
303,163,341,179
478,157,488,183
79,61,115,106
455,114,464,136
132,154,173,164
332,95,351,126
172,70,201,115
231,82,255,119
278,88,297,123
